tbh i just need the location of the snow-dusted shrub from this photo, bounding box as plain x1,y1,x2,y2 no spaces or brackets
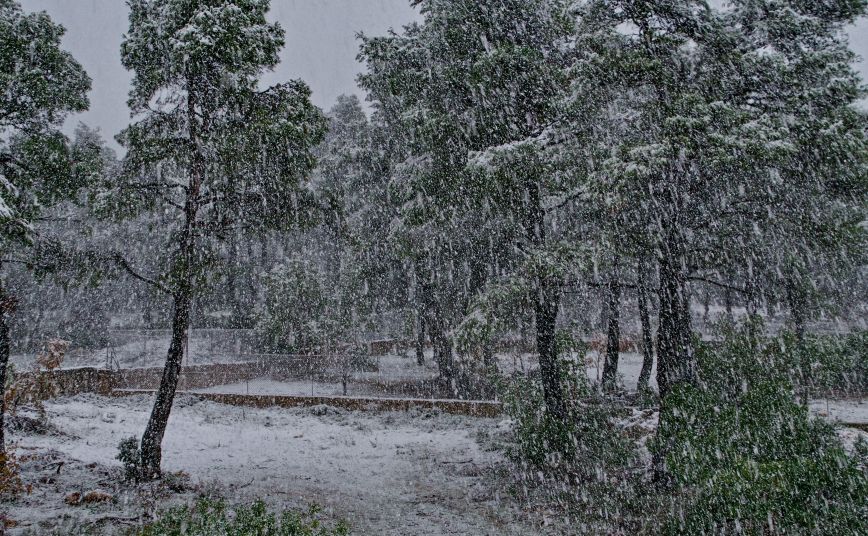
137,497,348,536
0,450,29,498
116,436,140,482
656,323,868,534
255,262,328,354
4,340,68,420
795,330,868,396
500,335,634,475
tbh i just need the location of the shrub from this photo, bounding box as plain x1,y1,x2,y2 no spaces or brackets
117,436,140,482
136,497,349,536
656,321,868,534
795,330,868,395
0,450,29,498
500,334,634,476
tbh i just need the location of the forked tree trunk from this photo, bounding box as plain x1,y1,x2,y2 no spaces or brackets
636,263,655,393
602,259,622,392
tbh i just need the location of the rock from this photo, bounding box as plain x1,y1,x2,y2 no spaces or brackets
66,490,114,505
82,490,114,504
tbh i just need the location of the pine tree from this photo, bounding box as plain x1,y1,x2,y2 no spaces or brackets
115,0,326,479
360,0,576,408
0,0,93,458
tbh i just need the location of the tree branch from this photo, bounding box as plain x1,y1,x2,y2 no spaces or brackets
111,253,172,295
687,275,748,295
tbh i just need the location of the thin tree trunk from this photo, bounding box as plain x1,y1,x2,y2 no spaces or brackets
602,258,621,392
637,262,655,393
525,175,565,418
0,275,14,462
787,280,807,347
139,289,191,479
416,308,425,366
139,81,203,480
786,279,811,401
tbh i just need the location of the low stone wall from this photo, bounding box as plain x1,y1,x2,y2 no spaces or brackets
23,363,503,417
39,367,117,397
113,389,502,417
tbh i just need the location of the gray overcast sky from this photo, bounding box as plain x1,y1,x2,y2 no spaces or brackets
20,0,420,149
18,0,868,151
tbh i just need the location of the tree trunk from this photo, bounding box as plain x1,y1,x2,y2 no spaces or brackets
655,234,695,399
536,281,565,419
524,173,565,418
653,211,697,486
139,289,191,479
0,277,14,462
786,280,807,347
637,262,655,393
786,279,811,400
602,258,621,392
139,81,203,480
431,320,454,389
416,308,425,366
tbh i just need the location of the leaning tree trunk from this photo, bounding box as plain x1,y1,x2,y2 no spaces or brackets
602,258,622,392
139,85,203,480
139,287,192,479
0,274,14,463
636,262,655,393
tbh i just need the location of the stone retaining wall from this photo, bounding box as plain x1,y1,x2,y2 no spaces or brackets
113,389,502,417
21,364,503,417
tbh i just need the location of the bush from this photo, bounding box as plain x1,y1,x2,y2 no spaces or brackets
255,263,327,354
795,330,868,395
117,436,140,482
0,450,29,498
500,335,634,476
136,497,349,536
656,321,868,535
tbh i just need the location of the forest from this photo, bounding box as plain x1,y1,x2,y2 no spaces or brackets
0,0,867,534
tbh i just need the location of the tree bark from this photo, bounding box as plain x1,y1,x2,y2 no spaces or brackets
139,289,191,479
536,281,565,419
786,279,811,400
0,276,14,461
602,258,622,392
636,262,655,393
415,307,425,366
655,230,695,399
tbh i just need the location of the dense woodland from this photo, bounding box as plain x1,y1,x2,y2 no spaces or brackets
1,0,867,534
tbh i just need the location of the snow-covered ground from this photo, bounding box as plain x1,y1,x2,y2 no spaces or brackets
8,393,540,535
810,398,868,425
